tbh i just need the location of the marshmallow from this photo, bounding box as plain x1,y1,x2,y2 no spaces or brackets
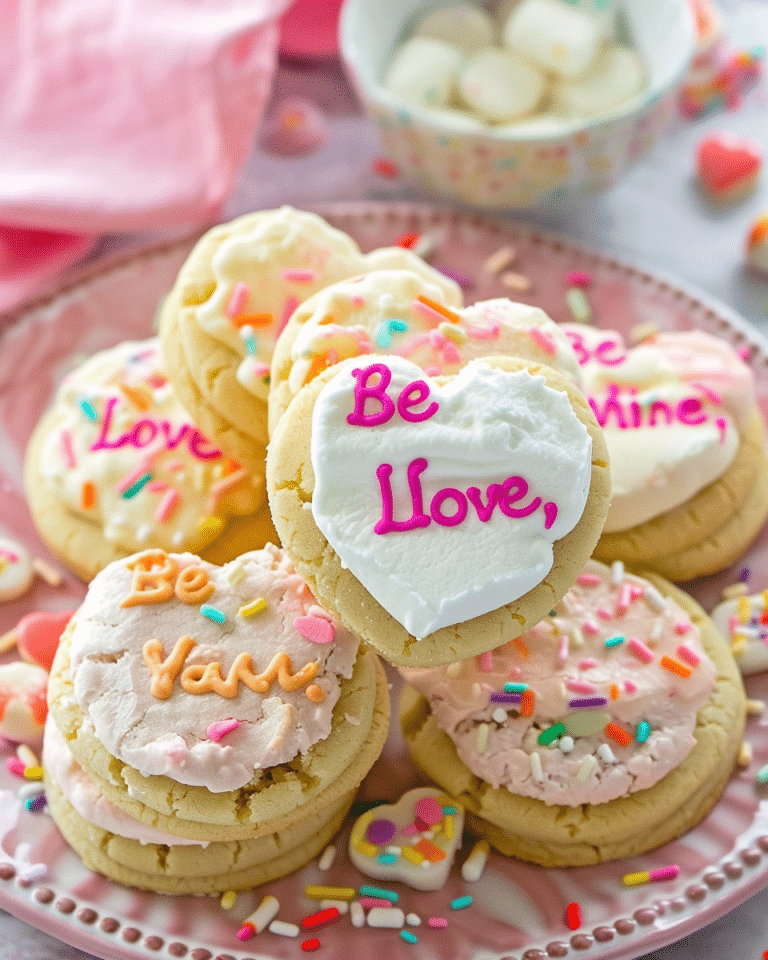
502,0,602,79
0,662,48,747
0,536,33,603
414,3,496,57
551,44,645,117
458,48,546,123
384,36,464,109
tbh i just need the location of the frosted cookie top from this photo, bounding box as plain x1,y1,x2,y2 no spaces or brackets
561,324,755,532
400,560,717,806
184,207,462,402
38,339,262,554
66,546,359,792
270,271,581,432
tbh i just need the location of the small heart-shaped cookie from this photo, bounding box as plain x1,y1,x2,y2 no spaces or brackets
349,787,464,890
697,134,761,203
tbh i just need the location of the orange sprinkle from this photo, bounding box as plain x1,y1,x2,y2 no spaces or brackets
81,481,96,509
414,838,446,862
660,655,691,678
231,312,273,329
119,383,152,410
604,722,632,747
520,688,535,717
512,636,530,659
396,232,420,249
416,294,461,324
610,683,619,701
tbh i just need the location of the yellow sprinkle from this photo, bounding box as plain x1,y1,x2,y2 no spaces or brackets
628,321,659,345
220,891,238,910
354,839,378,858
746,698,765,716
23,766,44,781
239,598,267,617
304,885,357,901
401,845,425,865
16,745,39,768
738,595,751,623
738,741,753,767
444,815,454,840
623,871,650,887
763,589,768,609
0,558,6,574
439,321,468,345
722,582,749,600
483,245,516,274
197,516,224,537
732,634,748,656
32,558,63,587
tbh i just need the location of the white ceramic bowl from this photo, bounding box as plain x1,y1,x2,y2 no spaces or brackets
339,0,696,208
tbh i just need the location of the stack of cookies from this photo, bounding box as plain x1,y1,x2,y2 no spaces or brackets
26,206,755,891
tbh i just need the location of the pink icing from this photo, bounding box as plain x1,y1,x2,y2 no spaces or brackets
92,396,221,460
399,560,717,806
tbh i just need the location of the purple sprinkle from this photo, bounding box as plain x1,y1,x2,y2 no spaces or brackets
739,567,751,583
436,266,474,290
568,697,608,709
489,693,522,704
366,819,397,845
24,794,47,813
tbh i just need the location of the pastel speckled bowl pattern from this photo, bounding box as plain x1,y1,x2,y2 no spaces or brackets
339,0,696,208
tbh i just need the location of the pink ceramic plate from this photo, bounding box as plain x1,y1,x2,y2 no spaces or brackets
2,203,768,960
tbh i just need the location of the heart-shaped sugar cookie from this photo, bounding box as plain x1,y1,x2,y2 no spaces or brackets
349,787,464,891
697,134,761,200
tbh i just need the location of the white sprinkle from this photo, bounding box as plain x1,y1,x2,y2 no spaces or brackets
345,713,361,726
368,907,405,928
483,245,516,274
722,582,749,599
559,736,574,754
172,529,185,546
597,743,617,764
406,913,422,926
386,845,402,855
643,585,667,612
243,895,280,933
350,902,365,928
476,722,490,753
302,501,313,510
135,523,151,542
577,754,598,782
268,920,299,937
492,707,507,724
529,751,543,781
17,782,46,800
320,900,349,914
610,561,625,586
412,230,441,259
649,619,663,642
446,661,463,678
461,840,490,882
225,559,247,585
318,844,337,871
570,625,584,648
17,864,48,884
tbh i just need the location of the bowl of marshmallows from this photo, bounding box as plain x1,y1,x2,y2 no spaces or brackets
340,0,696,208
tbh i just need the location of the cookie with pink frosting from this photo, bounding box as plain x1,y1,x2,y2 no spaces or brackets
25,338,278,582
267,352,610,667
399,560,746,866
44,544,389,892
561,323,768,580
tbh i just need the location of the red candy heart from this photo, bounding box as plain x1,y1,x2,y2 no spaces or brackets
16,609,75,671
697,134,761,196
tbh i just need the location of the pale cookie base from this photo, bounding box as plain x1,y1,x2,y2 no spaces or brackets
45,771,353,894
24,413,277,583
159,282,271,474
594,410,768,580
266,355,611,668
48,623,390,841
400,576,746,867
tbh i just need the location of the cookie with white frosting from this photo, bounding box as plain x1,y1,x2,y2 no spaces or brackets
267,353,610,666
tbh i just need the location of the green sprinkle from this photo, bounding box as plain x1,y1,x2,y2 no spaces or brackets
504,682,528,693
376,318,408,348
79,397,98,421
756,763,768,785
243,333,257,355
566,287,591,323
401,931,418,944
377,853,397,865
359,885,398,903
442,805,457,814
549,609,557,617
122,473,152,499
450,895,473,910
605,635,625,648
635,720,651,743
200,604,226,624
537,722,566,746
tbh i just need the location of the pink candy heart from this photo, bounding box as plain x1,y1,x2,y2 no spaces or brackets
16,610,75,671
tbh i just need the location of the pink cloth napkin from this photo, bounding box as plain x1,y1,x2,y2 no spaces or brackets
0,0,291,313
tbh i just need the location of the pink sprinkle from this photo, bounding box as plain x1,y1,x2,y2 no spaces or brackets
556,634,569,668
281,268,317,284
616,584,633,615
477,651,494,672
412,298,447,327
691,382,722,405
443,341,461,364
351,295,366,307
566,679,596,694
60,429,76,468
582,619,600,636
225,281,250,319
576,573,602,586
206,718,241,742
154,488,180,523
508,666,522,679
596,607,613,620
401,824,419,836
467,321,501,340
674,621,692,635
566,270,592,288
424,365,442,377
359,897,392,909
6,757,26,777
528,327,557,356
278,295,300,336
648,864,679,882
578,658,598,670
738,345,751,362
294,615,335,644
716,417,727,444
0,548,18,562
166,459,184,471
623,679,637,693
114,463,149,494
676,644,700,667
146,480,169,493
428,917,448,928
628,637,654,663
728,613,740,633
